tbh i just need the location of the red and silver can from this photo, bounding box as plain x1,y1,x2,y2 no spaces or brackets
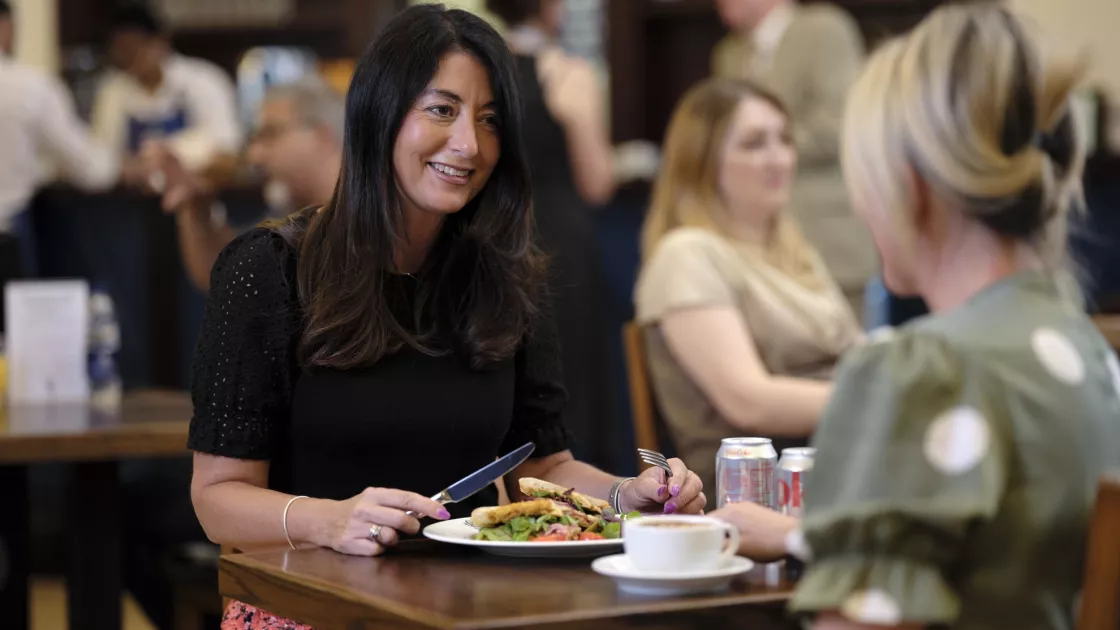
716,437,777,509
776,447,815,517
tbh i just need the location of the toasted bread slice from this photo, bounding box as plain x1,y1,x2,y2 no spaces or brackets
470,498,566,528
518,477,611,514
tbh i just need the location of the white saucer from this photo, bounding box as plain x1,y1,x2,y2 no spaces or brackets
590,554,753,596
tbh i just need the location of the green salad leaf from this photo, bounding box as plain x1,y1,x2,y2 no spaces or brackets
600,521,622,539
474,514,568,542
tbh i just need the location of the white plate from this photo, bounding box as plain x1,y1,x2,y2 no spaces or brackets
591,554,753,596
422,518,623,558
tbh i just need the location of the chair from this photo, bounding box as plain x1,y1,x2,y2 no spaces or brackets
1092,315,1120,353
622,322,676,470
1078,470,1120,630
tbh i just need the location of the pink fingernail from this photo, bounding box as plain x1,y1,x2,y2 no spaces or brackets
664,502,677,514
657,486,665,497
437,509,451,520
671,484,681,497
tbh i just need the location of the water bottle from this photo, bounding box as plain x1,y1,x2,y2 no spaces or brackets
88,286,122,410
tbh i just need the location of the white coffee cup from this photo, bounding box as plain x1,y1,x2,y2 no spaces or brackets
622,515,740,574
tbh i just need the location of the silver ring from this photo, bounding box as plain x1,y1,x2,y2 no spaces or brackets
368,524,383,541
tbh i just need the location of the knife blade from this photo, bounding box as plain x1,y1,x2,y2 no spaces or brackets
405,442,536,518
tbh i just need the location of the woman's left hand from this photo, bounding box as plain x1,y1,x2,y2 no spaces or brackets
619,458,705,515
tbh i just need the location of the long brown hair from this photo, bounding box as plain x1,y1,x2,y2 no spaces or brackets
272,5,545,371
642,78,825,289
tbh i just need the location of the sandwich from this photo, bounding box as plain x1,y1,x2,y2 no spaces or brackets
470,478,623,542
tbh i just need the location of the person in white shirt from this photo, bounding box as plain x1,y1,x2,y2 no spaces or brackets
0,0,117,326
92,5,241,186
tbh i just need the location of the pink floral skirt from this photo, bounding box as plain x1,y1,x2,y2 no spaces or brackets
221,600,314,630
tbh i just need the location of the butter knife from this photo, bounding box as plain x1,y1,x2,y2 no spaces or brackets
404,441,535,518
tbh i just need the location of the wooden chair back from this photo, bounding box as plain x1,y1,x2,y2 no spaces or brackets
1092,315,1120,353
1078,470,1120,630
623,321,674,471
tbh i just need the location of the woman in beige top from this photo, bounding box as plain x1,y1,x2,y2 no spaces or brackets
634,79,862,507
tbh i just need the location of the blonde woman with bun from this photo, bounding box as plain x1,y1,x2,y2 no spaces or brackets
711,3,1120,628
634,78,862,509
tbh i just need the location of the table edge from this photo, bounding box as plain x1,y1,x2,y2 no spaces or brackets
219,551,795,630
220,552,457,629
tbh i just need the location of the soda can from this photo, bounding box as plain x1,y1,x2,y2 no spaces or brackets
716,437,777,509
776,447,815,517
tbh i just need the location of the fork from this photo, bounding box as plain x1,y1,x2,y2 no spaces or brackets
637,448,673,479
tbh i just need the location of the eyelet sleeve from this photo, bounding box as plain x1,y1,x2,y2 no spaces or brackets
187,228,301,460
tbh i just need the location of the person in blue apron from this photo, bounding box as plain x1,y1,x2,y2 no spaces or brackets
91,5,241,187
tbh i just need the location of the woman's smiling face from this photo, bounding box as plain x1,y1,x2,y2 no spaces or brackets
392,51,502,219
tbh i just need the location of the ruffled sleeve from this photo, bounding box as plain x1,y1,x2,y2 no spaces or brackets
789,330,1010,625
499,298,574,458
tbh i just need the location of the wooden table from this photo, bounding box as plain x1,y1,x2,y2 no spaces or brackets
0,389,192,630
220,542,797,630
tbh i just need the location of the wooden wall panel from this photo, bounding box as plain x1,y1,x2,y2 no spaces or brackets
608,0,949,144
57,0,410,76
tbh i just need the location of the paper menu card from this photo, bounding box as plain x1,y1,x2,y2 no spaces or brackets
4,280,90,404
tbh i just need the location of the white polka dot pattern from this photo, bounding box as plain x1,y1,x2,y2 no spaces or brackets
864,326,897,346
923,406,991,475
1031,328,1085,385
783,528,812,562
841,589,902,625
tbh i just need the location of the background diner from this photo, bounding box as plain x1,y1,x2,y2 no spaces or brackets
0,0,1118,629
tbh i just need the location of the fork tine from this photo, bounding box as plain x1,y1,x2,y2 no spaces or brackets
640,457,673,476
637,448,674,478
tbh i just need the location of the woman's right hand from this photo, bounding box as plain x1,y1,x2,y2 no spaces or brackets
312,487,451,556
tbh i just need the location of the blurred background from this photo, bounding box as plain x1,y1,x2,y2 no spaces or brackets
4,0,1119,627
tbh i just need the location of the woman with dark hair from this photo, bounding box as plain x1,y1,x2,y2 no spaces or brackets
187,5,702,627
486,0,616,467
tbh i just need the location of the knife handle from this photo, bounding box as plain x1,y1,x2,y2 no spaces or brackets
404,492,448,519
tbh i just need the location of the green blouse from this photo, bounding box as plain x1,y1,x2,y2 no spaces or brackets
790,271,1120,629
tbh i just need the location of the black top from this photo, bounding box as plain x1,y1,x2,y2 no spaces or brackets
187,228,573,518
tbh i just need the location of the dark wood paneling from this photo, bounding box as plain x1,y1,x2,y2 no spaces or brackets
58,0,410,77
608,0,950,144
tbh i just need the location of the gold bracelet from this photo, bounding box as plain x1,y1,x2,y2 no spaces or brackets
283,495,309,550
